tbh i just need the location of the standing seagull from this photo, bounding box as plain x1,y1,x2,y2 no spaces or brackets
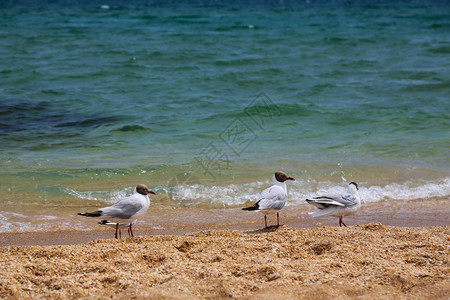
306,182,361,227
78,184,155,238
242,171,295,228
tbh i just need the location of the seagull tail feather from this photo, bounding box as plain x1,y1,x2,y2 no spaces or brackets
309,209,331,218
242,202,260,211
78,210,102,217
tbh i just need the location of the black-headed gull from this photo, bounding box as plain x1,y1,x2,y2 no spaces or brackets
98,220,137,239
306,182,361,227
78,184,155,238
242,171,295,228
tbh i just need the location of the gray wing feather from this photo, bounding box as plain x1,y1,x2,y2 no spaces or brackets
308,194,357,208
101,195,144,219
257,186,286,210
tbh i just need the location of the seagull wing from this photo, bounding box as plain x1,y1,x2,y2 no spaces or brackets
306,193,357,209
101,194,145,220
256,185,287,210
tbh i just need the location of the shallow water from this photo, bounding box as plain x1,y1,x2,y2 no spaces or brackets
0,0,449,232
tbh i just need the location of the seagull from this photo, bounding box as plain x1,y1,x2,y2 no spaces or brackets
98,220,137,239
242,171,295,228
78,184,155,238
306,182,361,227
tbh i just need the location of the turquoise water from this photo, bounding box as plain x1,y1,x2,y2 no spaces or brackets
0,1,449,232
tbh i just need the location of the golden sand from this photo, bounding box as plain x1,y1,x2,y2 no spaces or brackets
0,224,448,299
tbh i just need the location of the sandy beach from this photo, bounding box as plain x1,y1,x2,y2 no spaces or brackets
0,199,449,299
1,224,448,299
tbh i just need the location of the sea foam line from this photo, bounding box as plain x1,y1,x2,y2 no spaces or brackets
162,177,450,207
63,177,450,207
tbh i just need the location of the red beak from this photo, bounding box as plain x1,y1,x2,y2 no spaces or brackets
148,190,156,195
287,177,295,181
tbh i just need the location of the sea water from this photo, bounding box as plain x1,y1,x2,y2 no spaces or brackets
0,0,449,232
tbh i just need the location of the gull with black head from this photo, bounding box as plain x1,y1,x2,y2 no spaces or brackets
242,171,295,228
78,184,155,238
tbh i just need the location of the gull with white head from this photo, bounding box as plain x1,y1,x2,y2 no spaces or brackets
78,184,155,238
242,171,295,228
306,182,361,227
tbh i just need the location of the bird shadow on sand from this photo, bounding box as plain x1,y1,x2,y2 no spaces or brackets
244,225,284,235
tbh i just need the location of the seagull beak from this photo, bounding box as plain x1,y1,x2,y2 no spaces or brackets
148,190,156,195
287,177,295,181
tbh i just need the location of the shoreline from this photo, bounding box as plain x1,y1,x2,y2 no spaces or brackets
1,198,448,247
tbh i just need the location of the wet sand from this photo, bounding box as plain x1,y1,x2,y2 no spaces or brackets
0,198,448,247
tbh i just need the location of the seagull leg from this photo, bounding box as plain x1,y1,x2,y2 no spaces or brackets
115,223,119,239
127,226,131,237
119,229,122,239
264,215,268,228
339,217,347,227
277,212,280,227
129,222,134,237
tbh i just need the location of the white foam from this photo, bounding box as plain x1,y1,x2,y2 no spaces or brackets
59,177,450,208
358,177,450,203
161,177,450,207
37,215,58,220
62,186,130,203
161,180,267,207
1,211,28,218
62,177,450,208
0,212,91,233
290,177,450,204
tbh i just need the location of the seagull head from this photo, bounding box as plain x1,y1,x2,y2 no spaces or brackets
348,182,359,192
274,171,295,183
136,184,156,196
